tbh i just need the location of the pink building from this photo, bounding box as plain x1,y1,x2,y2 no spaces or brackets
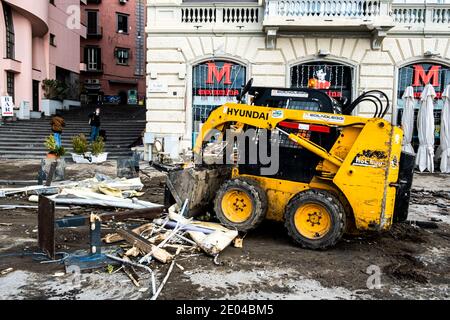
80,0,146,105
0,0,86,113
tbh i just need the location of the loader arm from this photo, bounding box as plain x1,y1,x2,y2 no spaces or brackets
193,102,368,168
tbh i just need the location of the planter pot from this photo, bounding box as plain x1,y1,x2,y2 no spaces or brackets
63,100,81,111
47,153,59,160
72,152,108,164
17,101,31,120
30,111,42,119
41,99,63,116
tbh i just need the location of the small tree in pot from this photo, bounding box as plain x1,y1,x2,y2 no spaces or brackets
91,137,108,163
44,135,66,159
71,135,108,164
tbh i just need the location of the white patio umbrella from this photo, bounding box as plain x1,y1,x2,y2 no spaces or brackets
416,84,436,173
440,85,450,173
401,86,415,154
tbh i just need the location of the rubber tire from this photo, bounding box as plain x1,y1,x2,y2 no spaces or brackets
285,189,346,250
214,178,268,232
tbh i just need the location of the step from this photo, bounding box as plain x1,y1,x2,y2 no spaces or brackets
0,131,144,136
0,154,133,160
0,145,134,151
0,124,144,128
0,150,135,156
0,130,144,135
1,120,146,125
0,138,140,144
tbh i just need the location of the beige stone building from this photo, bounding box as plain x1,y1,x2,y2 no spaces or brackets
145,0,450,160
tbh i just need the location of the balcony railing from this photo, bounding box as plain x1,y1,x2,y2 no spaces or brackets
87,26,103,38
147,2,263,33
391,3,450,34
146,1,450,38
181,6,261,24
265,0,385,18
263,0,393,32
81,63,104,74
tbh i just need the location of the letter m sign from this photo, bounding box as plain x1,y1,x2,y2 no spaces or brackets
412,65,441,87
206,63,232,85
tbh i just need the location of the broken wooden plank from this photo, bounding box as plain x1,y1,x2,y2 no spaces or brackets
121,256,141,287
188,229,238,256
116,229,173,264
123,266,140,287
125,247,141,257
103,223,156,244
38,196,55,260
116,229,154,252
233,236,244,248
0,268,14,276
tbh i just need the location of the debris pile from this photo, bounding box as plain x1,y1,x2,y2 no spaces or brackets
1,172,242,300
102,202,240,299
0,174,159,210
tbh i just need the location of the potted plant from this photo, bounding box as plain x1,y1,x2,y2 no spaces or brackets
44,135,66,159
91,136,108,163
71,134,90,163
71,135,108,164
41,79,67,116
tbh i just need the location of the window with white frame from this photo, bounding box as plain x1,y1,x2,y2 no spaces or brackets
85,47,102,71
116,48,130,65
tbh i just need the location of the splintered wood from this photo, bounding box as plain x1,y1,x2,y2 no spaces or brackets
116,229,174,264
103,223,154,243
103,208,241,300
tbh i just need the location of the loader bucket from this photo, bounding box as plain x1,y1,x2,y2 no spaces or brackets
165,167,232,217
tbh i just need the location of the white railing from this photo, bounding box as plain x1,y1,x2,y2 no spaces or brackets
181,8,217,23
265,0,388,18
147,3,263,33
391,3,450,33
181,6,261,24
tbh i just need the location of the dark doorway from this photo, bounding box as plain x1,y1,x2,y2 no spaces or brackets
32,80,40,112
118,91,127,105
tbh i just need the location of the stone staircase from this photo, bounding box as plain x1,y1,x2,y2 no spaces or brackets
0,105,146,160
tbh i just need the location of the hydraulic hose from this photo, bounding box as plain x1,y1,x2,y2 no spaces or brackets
343,90,390,118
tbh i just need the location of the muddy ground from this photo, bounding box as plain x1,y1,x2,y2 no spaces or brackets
0,160,449,300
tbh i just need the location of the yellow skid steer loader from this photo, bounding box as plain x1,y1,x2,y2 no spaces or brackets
163,80,415,249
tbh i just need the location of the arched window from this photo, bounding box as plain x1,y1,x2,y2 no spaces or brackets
291,62,354,105
397,62,450,146
192,60,246,144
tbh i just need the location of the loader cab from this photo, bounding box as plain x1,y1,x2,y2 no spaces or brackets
248,87,342,114
239,87,342,184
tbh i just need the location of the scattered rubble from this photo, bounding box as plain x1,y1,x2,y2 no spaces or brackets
98,203,240,298
1,174,159,210
0,161,449,300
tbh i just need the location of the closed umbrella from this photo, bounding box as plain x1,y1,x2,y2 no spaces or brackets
440,85,450,173
416,84,436,173
401,86,415,154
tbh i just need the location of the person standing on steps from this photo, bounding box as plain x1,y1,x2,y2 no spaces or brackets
51,114,65,147
89,108,101,142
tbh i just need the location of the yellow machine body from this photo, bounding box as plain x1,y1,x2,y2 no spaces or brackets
194,102,404,232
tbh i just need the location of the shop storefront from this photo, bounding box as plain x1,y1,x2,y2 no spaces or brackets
145,1,450,162
191,61,247,144
397,62,450,148
291,62,354,106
